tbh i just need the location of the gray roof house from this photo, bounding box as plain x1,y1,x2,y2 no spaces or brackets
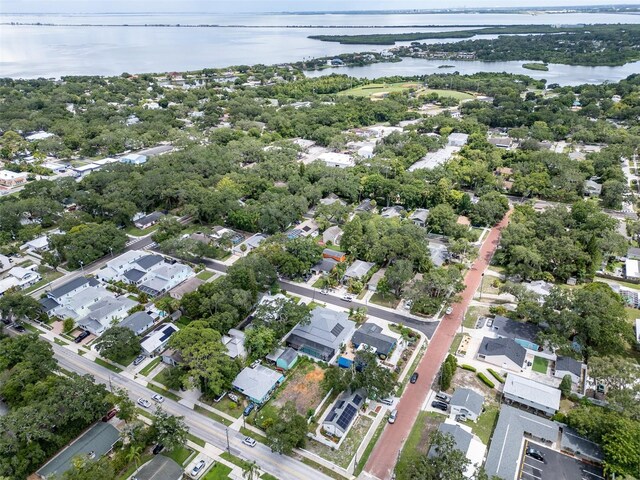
286,307,356,362
628,246,640,260
490,315,541,350
554,356,584,384
323,389,366,438
343,260,375,282
380,206,405,219
367,268,386,292
222,328,246,359
233,233,268,256
77,296,137,336
134,211,164,229
428,421,485,478
36,423,120,479
485,406,559,480
134,455,183,480
351,322,397,357
48,276,99,302
449,388,484,422
355,199,377,213
323,225,344,245
120,311,155,336
503,374,561,417
584,178,602,197
232,365,284,405
409,209,429,227
311,257,338,275
477,336,526,372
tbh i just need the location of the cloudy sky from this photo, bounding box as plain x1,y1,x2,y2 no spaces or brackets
4,0,640,13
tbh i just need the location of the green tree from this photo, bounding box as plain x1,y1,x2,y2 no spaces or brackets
242,460,260,480
265,401,307,454
50,223,127,269
107,388,136,424
94,326,141,365
60,457,115,480
244,325,277,361
151,408,188,452
559,374,572,397
350,350,397,400
384,259,414,296
408,431,470,480
62,317,75,333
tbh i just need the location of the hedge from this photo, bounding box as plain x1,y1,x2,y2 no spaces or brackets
460,364,477,372
476,372,495,388
487,368,505,383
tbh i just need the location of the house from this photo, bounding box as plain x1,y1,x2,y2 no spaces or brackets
20,229,60,252
343,260,375,283
36,423,120,479
210,226,243,245
133,455,183,480
77,296,137,336
429,242,449,267
488,137,514,149
311,257,338,275
367,268,386,292
409,209,429,227
447,132,469,147
46,282,118,323
120,153,147,165
276,347,299,370
286,218,320,239
355,199,377,213
0,254,11,273
485,406,559,480
169,276,204,300
286,307,356,362
161,348,184,367
477,337,526,372
141,323,179,356
317,152,355,168
222,329,246,359
351,322,397,357
584,178,602,197
134,211,164,229
120,311,155,336
626,257,640,280
380,206,405,219
490,316,542,352
322,389,365,438
0,266,41,296
0,170,28,188
45,276,99,304
560,426,604,465
330,58,344,66
319,193,347,207
323,226,344,246
72,163,100,177
449,388,484,422
232,365,284,404
503,374,561,416
628,247,640,260
429,420,485,478
233,233,268,256
323,248,346,263
522,280,553,299
553,356,584,384
26,130,54,141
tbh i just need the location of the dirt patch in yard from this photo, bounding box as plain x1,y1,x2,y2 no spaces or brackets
449,368,501,405
273,363,326,415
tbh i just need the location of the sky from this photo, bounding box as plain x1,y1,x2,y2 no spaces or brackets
3,0,640,13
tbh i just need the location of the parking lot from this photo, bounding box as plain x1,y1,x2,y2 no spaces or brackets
519,441,604,480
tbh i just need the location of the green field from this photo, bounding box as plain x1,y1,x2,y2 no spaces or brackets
532,356,549,374
338,82,474,101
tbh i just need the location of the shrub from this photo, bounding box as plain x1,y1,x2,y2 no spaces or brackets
487,368,505,383
460,364,477,372
559,374,572,397
477,372,495,388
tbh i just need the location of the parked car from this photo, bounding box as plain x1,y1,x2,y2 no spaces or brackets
152,444,164,455
102,408,118,422
410,372,419,384
137,398,151,408
243,403,255,417
190,460,206,477
13,324,26,333
435,392,451,403
319,289,329,295
526,447,545,463
388,409,398,424
445,306,453,315
133,355,145,366
228,393,239,403
74,330,90,343
1,318,11,325
151,394,164,403
455,414,468,422
431,401,448,412
243,436,257,447
486,318,494,327
404,299,413,310
379,397,394,406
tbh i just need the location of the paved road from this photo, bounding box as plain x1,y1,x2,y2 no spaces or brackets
52,344,332,480
364,210,512,480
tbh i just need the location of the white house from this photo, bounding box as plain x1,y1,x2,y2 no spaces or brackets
0,170,28,188
477,337,526,372
503,374,561,417
233,233,268,256
447,133,469,147
120,153,148,165
141,323,179,356
317,152,355,168
449,388,484,422
77,296,137,336
0,266,41,296
322,389,365,438
626,258,640,280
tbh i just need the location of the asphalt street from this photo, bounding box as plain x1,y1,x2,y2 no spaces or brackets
52,344,332,480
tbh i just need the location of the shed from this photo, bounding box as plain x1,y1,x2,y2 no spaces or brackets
276,347,299,370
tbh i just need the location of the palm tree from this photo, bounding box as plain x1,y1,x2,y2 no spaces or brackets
126,444,143,471
242,460,259,480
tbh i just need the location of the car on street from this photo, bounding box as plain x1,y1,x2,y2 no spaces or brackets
151,394,164,403
74,330,90,343
190,460,206,477
404,299,413,311
137,398,151,408
243,403,255,417
445,306,453,315
526,447,545,463
1,318,11,325
152,444,164,455
388,409,398,424
243,436,257,447
410,372,419,384
343,294,353,302
431,401,448,411
319,289,329,295
133,355,145,366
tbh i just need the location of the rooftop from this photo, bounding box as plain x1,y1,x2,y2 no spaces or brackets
503,374,561,412
555,356,583,377
232,365,283,403
352,322,396,356
48,276,96,300
344,260,375,279
478,336,526,367
141,323,179,354
133,455,183,480
560,426,604,464
450,388,484,417
119,311,154,334
491,316,541,345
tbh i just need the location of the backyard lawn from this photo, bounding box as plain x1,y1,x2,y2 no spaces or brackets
532,356,549,374
471,405,499,445
163,446,193,465
306,415,374,468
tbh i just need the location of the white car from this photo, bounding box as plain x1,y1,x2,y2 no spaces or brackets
243,436,257,447
343,294,353,302
445,306,453,315
190,460,206,477
151,394,164,403
137,398,151,408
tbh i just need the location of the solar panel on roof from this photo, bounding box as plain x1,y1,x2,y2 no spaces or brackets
327,412,336,422
337,404,357,430
330,324,344,337
159,326,176,342
353,394,363,405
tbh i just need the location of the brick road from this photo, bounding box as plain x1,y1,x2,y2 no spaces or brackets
364,210,512,480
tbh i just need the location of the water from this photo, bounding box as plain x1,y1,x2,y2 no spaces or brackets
1,11,640,81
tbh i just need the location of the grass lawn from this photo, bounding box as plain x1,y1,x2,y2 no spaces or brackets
147,382,181,402
338,82,421,97
22,322,45,334
625,307,640,323
306,415,373,468
94,357,123,373
187,433,206,447
312,278,326,288
307,301,326,309
212,397,244,418
124,224,157,237
240,427,268,444
196,270,215,280
203,463,232,480
24,270,64,293
532,356,549,374
163,446,194,466
463,306,491,329
139,357,162,376
472,405,499,445
395,411,446,480
449,333,463,354
370,292,401,309
220,452,253,470
419,88,475,101
297,456,347,480
262,475,279,480
116,453,153,480
194,404,233,426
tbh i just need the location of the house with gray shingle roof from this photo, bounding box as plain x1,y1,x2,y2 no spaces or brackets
343,260,375,283
477,336,526,372
449,388,484,422
351,322,397,357
120,311,155,336
554,356,584,385
429,420,485,478
232,365,284,405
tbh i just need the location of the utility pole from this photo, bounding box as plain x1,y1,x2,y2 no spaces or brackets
479,272,485,300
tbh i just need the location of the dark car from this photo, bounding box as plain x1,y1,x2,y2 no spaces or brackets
526,447,545,463
431,401,448,411
13,324,26,333
74,330,90,343
410,372,419,384
1,318,11,325
243,403,255,417
102,408,118,422
152,444,164,455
